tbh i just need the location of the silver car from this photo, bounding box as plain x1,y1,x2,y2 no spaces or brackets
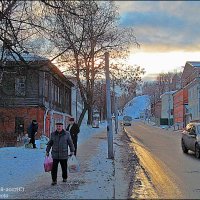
181,122,200,158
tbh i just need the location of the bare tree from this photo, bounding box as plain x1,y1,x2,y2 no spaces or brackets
0,1,143,126
40,1,141,126
0,0,84,83
142,71,183,115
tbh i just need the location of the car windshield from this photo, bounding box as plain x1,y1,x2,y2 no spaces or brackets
123,116,132,121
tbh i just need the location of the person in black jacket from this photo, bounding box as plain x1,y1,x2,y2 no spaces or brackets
66,117,80,156
27,120,38,148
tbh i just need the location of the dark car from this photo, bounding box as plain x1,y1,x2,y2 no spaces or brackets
123,116,132,126
181,122,200,158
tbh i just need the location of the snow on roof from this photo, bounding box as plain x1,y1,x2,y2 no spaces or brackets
187,61,200,67
160,90,177,98
2,51,48,62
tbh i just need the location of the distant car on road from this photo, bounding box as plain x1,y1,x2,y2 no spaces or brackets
123,116,132,126
181,122,200,158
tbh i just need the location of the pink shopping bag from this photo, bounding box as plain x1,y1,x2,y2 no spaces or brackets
44,156,53,172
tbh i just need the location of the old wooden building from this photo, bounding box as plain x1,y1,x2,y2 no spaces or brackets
0,52,74,146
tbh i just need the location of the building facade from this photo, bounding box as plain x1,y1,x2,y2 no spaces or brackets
181,62,200,124
173,88,188,129
187,78,200,122
0,53,74,146
160,91,176,125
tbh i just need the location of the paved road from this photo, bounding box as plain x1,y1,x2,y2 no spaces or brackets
125,121,200,199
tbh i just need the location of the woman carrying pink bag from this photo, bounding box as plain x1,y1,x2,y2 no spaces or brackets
44,156,53,172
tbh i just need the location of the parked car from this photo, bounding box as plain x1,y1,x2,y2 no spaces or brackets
123,116,132,126
181,122,200,158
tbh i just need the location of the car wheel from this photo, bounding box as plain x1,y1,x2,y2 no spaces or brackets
195,144,200,159
181,140,188,154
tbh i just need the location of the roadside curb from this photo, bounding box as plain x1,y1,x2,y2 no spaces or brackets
119,126,141,198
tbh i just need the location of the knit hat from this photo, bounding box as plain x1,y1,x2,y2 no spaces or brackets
69,117,74,122
56,122,63,125
32,120,37,124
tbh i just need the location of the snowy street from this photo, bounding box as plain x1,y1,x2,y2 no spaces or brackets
0,123,136,199
0,95,151,199
1,1,199,199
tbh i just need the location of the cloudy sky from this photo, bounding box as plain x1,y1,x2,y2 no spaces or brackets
115,1,200,80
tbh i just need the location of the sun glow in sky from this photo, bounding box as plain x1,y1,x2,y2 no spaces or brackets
128,51,200,81
116,1,200,81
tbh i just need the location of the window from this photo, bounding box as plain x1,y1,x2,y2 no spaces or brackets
52,82,62,105
15,76,26,96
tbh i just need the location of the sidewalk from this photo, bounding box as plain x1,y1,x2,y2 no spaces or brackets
11,126,134,199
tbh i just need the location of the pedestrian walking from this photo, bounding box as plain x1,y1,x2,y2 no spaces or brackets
46,122,75,186
27,120,38,148
66,117,80,156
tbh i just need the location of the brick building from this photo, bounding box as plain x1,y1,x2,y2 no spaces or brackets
172,61,200,129
173,88,188,129
0,52,74,147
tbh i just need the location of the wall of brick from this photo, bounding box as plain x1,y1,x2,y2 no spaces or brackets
0,107,45,141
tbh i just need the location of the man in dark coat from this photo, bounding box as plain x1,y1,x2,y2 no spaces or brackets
66,117,80,156
28,120,38,148
46,122,75,186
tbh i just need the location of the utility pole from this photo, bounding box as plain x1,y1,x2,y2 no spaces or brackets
105,52,114,159
168,93,171,128
112,76,118,134
76,85,78,122
114,95,118,134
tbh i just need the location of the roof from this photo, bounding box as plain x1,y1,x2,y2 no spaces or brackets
160,90,177,98
48,62,74,87
1,51,48,62
186,61,200,67
2,51,74,87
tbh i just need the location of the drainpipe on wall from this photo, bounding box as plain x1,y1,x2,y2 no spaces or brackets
43,107,50,136
47,110,71,133
50,110,54,134
50,110,71,129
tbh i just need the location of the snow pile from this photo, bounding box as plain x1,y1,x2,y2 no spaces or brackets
123,95,151,119
78,122,106,144
0,123,106,195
